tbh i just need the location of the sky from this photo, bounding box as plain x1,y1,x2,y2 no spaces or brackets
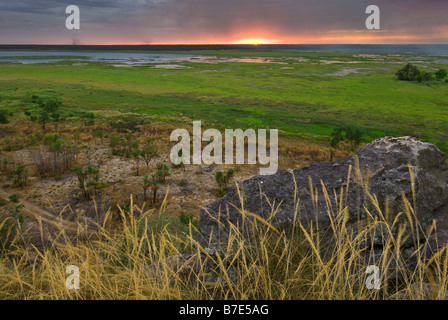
0,0,447,45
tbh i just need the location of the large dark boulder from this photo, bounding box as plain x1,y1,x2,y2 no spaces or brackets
193,136,448,250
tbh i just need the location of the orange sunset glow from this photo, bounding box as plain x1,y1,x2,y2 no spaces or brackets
1,1,448,45
145,32,447,46
232,38,281,45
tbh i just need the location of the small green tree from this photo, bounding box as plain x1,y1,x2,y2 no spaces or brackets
11,164,27,188
132,149,142,176
141,145,158,168
149,174,160,205
124,133,139,158
215,169,234,196
25,97,61,130
141,138,158,168
344,125,365,151
178,211,197,227
154,162,170,183
142,174,162,205
109,134,123,155
38,110,51,130
73,166,100,200
329,125,365,160
0,204,24,255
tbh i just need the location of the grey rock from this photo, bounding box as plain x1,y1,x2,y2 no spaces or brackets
194,136,448,251
421,230,448,259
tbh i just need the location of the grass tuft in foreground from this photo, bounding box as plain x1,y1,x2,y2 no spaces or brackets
0,163,447,300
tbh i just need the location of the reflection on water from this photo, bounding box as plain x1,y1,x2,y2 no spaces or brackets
0,51,287,66
152,64,191,69
324,68,365,76
1,50,446,68
0,51,195,64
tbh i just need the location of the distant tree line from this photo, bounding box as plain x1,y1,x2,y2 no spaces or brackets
396,63,448,83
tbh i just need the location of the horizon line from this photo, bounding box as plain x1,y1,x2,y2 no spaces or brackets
1,43,448,46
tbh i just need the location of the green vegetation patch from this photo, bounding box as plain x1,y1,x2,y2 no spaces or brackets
0,51,447,153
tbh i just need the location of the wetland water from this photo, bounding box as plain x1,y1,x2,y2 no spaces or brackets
0,51,280,66
0,51,204,64
1,44,446,66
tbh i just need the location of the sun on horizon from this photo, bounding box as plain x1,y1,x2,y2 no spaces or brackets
232,38,281,45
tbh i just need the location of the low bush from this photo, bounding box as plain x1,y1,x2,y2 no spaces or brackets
30,134,77,178
215,169,234,196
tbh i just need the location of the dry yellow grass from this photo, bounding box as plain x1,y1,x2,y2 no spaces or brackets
1,161,447,300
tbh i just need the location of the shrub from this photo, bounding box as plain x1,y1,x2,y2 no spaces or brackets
396,63,421,81
154,162,170,183
141,143,158,168
396,64,446,83
0,158,12,176
215,169,234,196
31,134,77,178
11,164,27,188
0,109,9,124
109,135,123,155
125,133,139,155
25,97,61,129
132,149,142,176
329,125,365,159
344,125,365,151
435,69,447,80
177,211,197,227
73,166,100,200
143,170,166,206
416,72,436,83
148,174,160,205
0,204,24,255
143,174,163,205
2,136,24,152
27,134,38,147
8,194,19,203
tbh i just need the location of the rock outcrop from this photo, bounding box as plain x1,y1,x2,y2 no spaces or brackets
193,136,448,251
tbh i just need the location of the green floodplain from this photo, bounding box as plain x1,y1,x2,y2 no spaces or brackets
0,48,447,153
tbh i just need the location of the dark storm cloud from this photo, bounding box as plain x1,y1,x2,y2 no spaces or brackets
0,0,447,44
